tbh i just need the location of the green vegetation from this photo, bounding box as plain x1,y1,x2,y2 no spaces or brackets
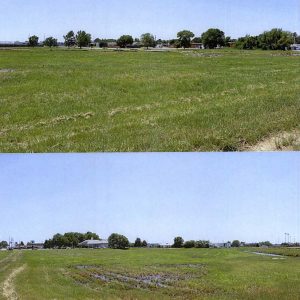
236,29,295,50
254,247,300,257
108,233,130,249
0,248,300,299
201,28,225,49
44,232,100,249
43,37,58,48
0,48,299,152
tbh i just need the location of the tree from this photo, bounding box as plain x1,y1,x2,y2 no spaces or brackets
259,241,273,247
225,36,232,47
169,39,181,48
28,35,39,47
201,28,225,49
184,240,196,248
142,240,148,247
177,30,195,48
134,238,142,247
232,240,241,247
76,31,92,49
43,37,58,48
117,35,133,48
195,240,210,248
43,231,100,249
108,233,130,249
235,35,259,50
173,237,184,248
192,37,202,43
0,241,8,248
258,28,293,50
84,231,100,241
140,33,156,49
64,31,76,47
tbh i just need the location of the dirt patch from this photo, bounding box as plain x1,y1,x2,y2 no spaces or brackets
0,69,14,73
2,264,26,300
74,264,206,290
244,130,300,151
185,52,223,58
0,111,95,136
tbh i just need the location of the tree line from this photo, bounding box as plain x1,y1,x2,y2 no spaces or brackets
27,28,299,50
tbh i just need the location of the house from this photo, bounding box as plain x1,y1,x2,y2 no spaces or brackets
210,242,231,248
79,239,109,249
291,44,300,51
191,43,204,49
26,242,44,250
147,243,161,248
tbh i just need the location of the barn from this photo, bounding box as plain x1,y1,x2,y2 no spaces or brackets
78,239,109,249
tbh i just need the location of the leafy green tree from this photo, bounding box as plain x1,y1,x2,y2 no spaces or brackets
259,241,273,247
117,35,134,48
43,37,58,48
177,30,195,48
172,237,184,248
108,233,130,249
142,240,148,247
235,35,259,50
258,28,293,50
192,37,202,43
232,240,241,247
76,31,92,48
169,39,181,48
184,240,196,248
84,231,100,241
64,31,76,47
0,241,8,248
225,36,232,47
28,35,39,47
195,240,210,248
43,231,100,249
201,28,225,49
141,33,156,49
134,238,142,247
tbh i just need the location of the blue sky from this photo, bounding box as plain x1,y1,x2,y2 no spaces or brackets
0,0,299,41
0,153,299,245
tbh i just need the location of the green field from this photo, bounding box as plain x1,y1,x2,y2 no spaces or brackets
0,48,299,152
1,248,300,299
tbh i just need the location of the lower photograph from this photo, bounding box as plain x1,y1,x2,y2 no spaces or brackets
0,153,299,299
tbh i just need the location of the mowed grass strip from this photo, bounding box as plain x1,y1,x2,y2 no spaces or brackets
10,248,300,299
0,48,299,152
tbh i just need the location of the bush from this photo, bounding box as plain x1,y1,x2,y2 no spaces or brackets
184,240,196,248
108,233,130,249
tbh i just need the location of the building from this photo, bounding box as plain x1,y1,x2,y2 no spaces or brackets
147,243,161,248
78,239,109,249
26,242,44,250
210,242,232,248
191,43,204,49
291,44,300,51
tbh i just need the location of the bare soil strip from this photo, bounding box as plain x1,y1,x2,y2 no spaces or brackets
2,265,26,300
244,129,300,151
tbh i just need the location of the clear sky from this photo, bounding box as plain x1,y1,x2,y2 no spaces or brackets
0,153,299,245
0,0,299,41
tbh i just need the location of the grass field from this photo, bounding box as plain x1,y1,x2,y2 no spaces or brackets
254,247,300,257
0,48,299,152
1,248,300,299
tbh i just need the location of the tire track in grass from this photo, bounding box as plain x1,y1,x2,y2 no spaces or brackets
2,264,26,300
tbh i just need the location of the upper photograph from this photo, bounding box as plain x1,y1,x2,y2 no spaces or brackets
0,0,299,153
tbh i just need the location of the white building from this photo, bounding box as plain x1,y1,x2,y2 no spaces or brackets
79,239,109,249
210,242,232,248
291,44,300,51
